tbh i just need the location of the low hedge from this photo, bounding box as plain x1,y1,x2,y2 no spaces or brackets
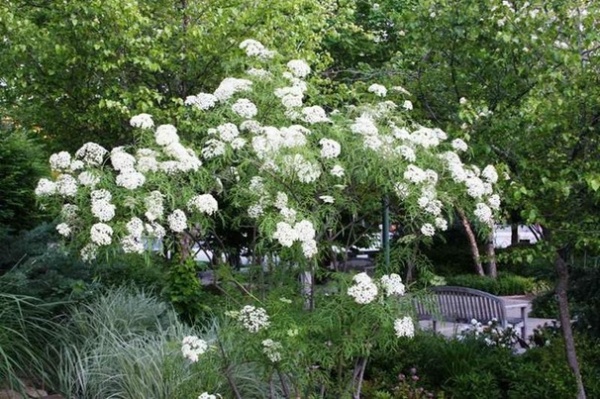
444,272,547,296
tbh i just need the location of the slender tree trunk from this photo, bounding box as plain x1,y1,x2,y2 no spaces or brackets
457,208,484,276
485,233,497,278
511,223,519,246
555,253,586,399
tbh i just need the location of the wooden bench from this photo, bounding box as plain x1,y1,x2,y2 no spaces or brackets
414,286,528,338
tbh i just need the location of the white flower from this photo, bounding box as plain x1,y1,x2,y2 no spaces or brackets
319,195,334,203
144,191,164,221
185,93,218,110
351,114,378,136
301,106,329,124
130,113,154,129
330,165,345,178
465,176,486,198
116,169,145,190
90,223,113,246
302,239,318,258
238,305,270,333
273,221,298,247
110,148,136,171
78,171,100,188
481,165,498,183
274,192,288,209
488,194,501,210
262,339,283,362
69,160,85,172
368,84,387,97
239,39,275,59
80,243,98,262
280,207,297,224
91,200,115,222
248,203,264,218
61,204,79,221
380,274,405,296
451,138,468,152
198,393,219,399
35,178,57,197
240,119,262,133
168,209,188,232
421,223,435,237
348,274,378,304
404,164,427,184
214,77,253,101
217,123,240,142
231,98,258,119
125,217,144,237
187,194,219,215
75,142,108,166
49,151,72,171
55,174,78,197
182,335,208,363
435,217,448,231
247,68,271,79
121,235,144,254
394,317,415,338
56,223,71,237
286,59,311,78
319,138,341,159
294,220,316,242
474,202,493,225
403,100,413,110
155,124,179,146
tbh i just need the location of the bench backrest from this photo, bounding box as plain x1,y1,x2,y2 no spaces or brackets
415,286,507,324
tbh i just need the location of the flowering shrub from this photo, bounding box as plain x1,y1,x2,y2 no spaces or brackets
34,39,504,398
459,318,520,348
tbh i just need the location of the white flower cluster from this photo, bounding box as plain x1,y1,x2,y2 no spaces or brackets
330,164,345,178
77,171,100,188
380,273,406,296
198,393,220,399
347,273,379,304
144,190,164,221
237,305,270,333
280,154,321,183
129,113,154,129
262,339,282,363
181,335,208,363
35,178,56,197
185,92,218,110
213,77,252,102
368,83,387,97
187,194,218,215
121,217,145,254
90,222,113,246
75,142,108,166
301,106,329,124
272,219,318,258
56,222,71,237
319,138,341,159
168,209,188,232
231,98,258,119
54,174,78,197
451,138,468,152
240,39,275,59
91,189,116,222
286,59,311,78
80,243,98,263
49,151,72,171
394,316,415,338
474,202,493,225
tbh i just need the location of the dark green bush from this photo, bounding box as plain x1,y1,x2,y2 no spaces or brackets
0,126,50,233
445,272,541,296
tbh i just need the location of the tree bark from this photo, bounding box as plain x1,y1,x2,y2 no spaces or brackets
457,208,485,276
511,223,519,246
485,234,497,278
555,253,586,399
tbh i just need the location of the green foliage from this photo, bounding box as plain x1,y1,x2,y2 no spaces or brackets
164,257,209,323
0,281,63,392
49,288,232,399
0,125,49,232
367,331,588,399
445,272,543,296
0,0,345,152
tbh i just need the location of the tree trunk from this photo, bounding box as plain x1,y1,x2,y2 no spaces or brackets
555,253,586,399
485,234,497,278
457,208,485,276
511,223,519,246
